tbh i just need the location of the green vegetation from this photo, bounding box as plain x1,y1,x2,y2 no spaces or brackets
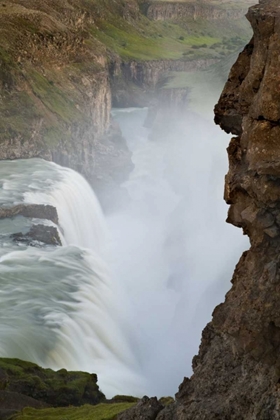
90,12,249,61
0,358,105,407
27,70,80,124
0,0,252,146
11,403,136,420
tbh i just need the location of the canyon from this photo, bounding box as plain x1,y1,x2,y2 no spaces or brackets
3,0,280,419
0,0,252,205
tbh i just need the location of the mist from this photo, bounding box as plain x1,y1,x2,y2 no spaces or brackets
0,83,249,400
106,99,248,395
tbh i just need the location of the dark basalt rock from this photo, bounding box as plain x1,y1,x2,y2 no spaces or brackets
0,205,58,225
0,391,49,420
11,224,62,246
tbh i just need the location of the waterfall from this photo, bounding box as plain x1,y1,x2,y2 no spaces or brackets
0,159,147,397
0,107,248,398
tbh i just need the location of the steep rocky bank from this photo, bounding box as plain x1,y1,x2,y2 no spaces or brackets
151,1,280,418
110,57,216,107
143,1,255,22
0,0,253,207
0,0,132,204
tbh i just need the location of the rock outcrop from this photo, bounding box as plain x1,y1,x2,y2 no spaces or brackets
148,1,280,419
12,224,62,246
0,204,58,225
0,358,105,407
116,396,164,420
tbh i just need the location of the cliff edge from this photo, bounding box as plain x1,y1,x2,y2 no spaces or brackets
166,1,280,418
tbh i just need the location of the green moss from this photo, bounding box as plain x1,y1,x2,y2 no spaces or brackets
0,358,105,407
0,91,41,141
27,69,82,124
0,0,252,149
11,402,136,420
88,3,251,61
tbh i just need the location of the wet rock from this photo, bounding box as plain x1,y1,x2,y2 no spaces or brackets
0,391,49,420
11,224,62,246
0,204,58,225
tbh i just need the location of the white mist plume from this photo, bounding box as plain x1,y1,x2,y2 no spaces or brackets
0,102,248,398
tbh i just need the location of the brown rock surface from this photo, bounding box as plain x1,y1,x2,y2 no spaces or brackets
144,1,280,419
0,204,58,224
11,224,62,246
116,396,164,420
144,1,255,22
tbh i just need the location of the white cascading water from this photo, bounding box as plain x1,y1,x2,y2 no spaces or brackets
108,107,248,395
0,159,147,397
0,106,248,398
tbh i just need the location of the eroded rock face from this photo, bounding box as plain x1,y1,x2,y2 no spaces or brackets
144,1,254,22
157,1,280,419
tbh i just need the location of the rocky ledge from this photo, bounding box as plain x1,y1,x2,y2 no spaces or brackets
0,204,62,247
0,204,58,225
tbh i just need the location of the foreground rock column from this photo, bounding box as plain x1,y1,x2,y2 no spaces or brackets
161,1,280,419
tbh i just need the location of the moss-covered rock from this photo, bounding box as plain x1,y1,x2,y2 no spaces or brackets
0,358,105,408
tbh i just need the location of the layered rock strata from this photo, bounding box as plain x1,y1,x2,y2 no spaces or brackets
0,0,132,204
144,1,254,22
110,58,216,107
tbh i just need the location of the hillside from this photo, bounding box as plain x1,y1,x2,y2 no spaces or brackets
0,0,253,200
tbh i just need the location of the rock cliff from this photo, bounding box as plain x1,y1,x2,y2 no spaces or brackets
155,1,280,418
0,0,134,204
143,1,255,22
0,0,252,206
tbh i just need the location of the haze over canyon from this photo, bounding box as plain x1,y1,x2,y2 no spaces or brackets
2,1,280,419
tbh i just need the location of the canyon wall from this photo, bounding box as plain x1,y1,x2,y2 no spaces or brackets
0,0,252,207
143,1,255,21
110,57,216,107
157,1,280,418
0,0,135,204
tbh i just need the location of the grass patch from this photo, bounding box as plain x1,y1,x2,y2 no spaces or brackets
11,402,136,420
91,17,223,61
